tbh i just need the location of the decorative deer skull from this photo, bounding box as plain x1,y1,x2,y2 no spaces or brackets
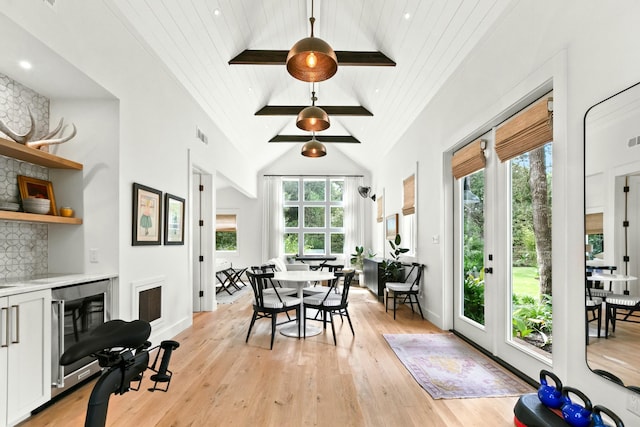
0,108,77,149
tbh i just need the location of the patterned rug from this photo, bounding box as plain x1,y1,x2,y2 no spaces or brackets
216,284,251,304
383,333,533,399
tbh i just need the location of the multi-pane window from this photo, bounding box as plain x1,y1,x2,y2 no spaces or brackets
283,177,345,255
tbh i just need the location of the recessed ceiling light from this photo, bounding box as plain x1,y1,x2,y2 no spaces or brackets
18,60,32,70
404,12,411,20
213,9,221,16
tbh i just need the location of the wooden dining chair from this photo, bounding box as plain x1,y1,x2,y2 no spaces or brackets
245,271,301,349
302,270,355,345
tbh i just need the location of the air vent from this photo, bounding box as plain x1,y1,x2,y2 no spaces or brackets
196,127,208,145
629,136,638,148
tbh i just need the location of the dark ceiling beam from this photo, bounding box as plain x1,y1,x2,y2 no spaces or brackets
269,135,361,144
229,50,396,66
256,105,373,116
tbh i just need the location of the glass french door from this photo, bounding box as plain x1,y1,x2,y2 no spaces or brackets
453,129,553,374
453,130,496,350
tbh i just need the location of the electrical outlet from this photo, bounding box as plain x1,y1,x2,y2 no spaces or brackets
628,392,640,417
89,248,99,263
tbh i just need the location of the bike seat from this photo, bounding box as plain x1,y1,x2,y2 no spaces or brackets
60,319,152,365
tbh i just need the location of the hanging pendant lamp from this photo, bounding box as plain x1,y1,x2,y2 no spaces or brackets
301,133,327,157
297,89,330,131
286,0,338,82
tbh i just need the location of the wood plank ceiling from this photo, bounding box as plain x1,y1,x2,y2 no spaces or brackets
111,0,511,172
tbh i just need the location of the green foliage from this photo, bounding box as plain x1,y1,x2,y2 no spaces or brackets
330,206,344,227
283,180,299,201
463,273,485,324
512,294,553,344
330,233,344,254
350,246,365,270
381,234,409,281
283,233,298,254
330,180,344,201
215,231,237,251
304,206,325,227
304,180,326,201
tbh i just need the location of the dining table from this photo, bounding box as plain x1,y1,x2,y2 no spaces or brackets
586,273,638,295
273,270,335,337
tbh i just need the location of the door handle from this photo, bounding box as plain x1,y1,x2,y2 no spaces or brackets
484,267,493,274
53,299,65,388
10,305,19,344
0,307,7,348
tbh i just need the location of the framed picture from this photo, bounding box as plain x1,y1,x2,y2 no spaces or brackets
132,183,162,246
17,175,58,215
385,213,398,240
164,193,185,245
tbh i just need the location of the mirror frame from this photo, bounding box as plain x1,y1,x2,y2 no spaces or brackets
584,80,640,394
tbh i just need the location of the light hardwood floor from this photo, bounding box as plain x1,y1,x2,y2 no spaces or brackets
20,287,533,427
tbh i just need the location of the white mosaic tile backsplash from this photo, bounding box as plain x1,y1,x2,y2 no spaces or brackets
0,73,50,281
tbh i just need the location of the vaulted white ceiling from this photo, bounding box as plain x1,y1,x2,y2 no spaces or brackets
110,0,511,171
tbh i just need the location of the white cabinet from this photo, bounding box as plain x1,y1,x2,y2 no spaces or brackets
0,290,51,427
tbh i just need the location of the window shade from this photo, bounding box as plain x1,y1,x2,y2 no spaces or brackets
585,213,603,235
376,196,384,223
451,139,486,179
402,174,415,215
216,214,237,232
495,95,553,162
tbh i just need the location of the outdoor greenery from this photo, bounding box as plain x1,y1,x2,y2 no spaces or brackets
215,231,236,251
463,144,553,352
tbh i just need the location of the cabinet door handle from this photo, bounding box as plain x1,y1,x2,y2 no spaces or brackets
1,307,7,348
52,300,65,388
11,305,19,344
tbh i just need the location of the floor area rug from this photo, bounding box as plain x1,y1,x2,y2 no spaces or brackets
216,284,251,304
383,333,533,399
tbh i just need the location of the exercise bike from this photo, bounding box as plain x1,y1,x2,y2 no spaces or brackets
60,319,179,427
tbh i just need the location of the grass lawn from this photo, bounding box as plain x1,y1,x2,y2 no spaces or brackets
512,266,540,298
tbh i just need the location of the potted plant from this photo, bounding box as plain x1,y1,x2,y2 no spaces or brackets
350,246,376,285
350,246,365,271
381,234,409,281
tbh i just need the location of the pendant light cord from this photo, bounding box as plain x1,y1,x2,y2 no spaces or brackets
309,0,315,36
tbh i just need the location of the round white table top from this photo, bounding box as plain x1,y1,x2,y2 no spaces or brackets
273,270,335,282
587,273,638,282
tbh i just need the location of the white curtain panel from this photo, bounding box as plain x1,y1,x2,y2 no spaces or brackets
344,176,365,267
262,176,283,260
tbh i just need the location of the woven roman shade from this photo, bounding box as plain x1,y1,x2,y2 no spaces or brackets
402,174,415,215
376,196,384,223
495,95,553,162
585,213,603,235
216,214,237,232
451,139,486,179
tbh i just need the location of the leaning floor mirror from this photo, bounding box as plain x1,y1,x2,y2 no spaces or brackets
585,80,640,393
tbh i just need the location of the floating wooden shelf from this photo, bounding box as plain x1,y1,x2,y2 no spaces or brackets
0,137,82,170
0,210,82,225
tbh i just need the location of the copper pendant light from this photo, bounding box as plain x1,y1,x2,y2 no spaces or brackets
301,133,327,157
286,0,338,82
296,90,330,131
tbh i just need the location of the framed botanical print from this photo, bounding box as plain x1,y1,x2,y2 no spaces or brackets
132,183,162,246
164,193,185,245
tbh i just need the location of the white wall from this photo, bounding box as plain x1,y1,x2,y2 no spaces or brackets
0,1,258,342
372,0,640,421
216,187,261,269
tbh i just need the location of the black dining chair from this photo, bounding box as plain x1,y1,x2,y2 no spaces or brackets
303,270,355,345
384,263,425,320
245,271,301,349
